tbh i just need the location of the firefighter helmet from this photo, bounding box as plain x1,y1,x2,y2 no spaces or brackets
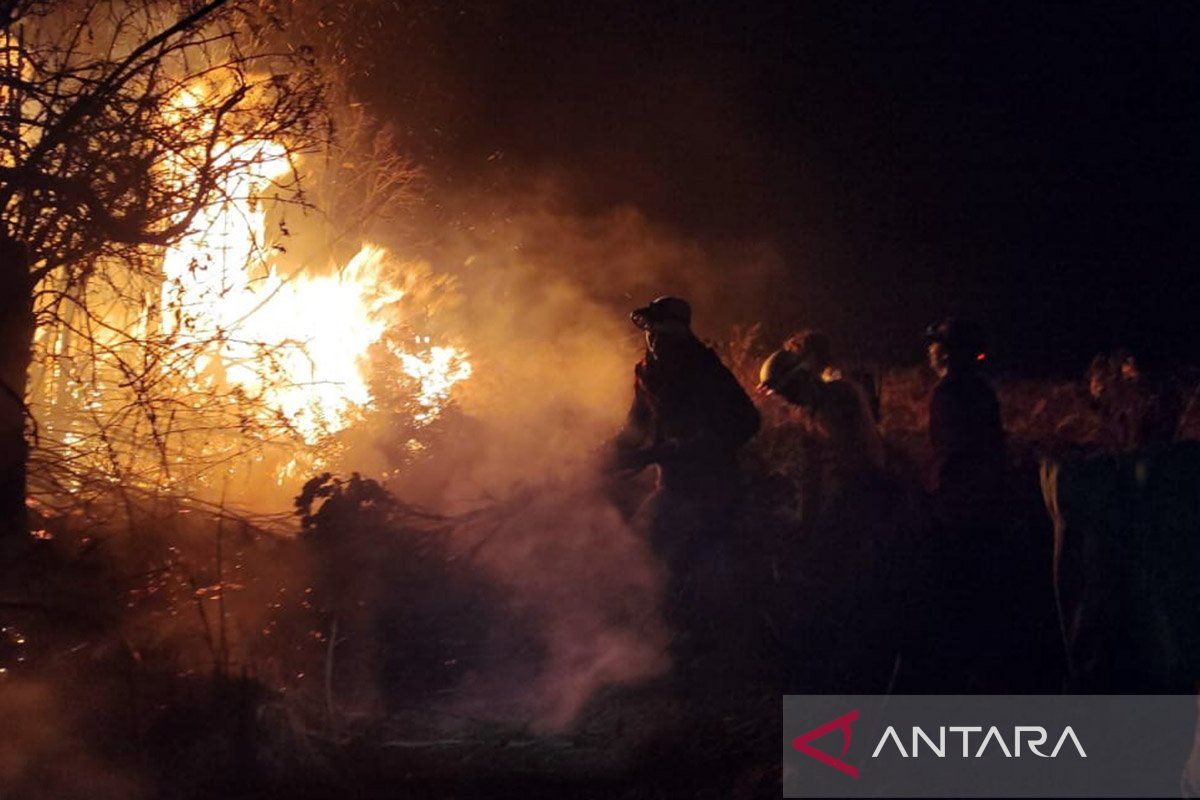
631,296,692,330
758,347,806,393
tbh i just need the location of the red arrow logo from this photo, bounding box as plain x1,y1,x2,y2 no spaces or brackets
791,709,860,779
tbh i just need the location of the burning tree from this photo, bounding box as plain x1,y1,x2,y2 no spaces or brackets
0,0,325,537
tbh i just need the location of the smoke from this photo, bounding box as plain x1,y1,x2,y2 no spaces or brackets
326,177,784,728
447,476,671,729
374,178,783,503
0,678,146,800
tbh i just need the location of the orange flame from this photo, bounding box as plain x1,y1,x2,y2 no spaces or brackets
161,130,469,442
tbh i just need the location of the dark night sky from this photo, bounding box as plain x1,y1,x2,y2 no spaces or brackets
344,1,1200,373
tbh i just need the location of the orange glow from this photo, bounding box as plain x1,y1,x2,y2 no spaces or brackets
160,101,470,443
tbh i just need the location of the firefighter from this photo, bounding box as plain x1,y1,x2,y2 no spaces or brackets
610,296,760,668
758,347,902,692
913,317,1013,691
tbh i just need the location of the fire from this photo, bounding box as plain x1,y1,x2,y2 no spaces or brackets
161,132,470,442
396,343,474,422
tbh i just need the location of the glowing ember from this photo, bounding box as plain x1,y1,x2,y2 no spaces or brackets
161,134,469,441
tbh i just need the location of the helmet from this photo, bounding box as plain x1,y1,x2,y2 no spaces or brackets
631,296,691,330
758,348,806,392
923,317,987,362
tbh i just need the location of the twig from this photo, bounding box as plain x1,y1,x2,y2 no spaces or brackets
185,570,220,674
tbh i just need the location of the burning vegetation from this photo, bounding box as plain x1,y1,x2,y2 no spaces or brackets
0,3,673,796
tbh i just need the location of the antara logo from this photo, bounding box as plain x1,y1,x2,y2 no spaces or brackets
792,711,1087,779
792,709,861,779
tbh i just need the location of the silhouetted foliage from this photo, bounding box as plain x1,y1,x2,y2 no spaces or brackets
295,472,500,710
0,0,327,536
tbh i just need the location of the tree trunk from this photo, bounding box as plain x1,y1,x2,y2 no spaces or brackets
0,232,34,540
